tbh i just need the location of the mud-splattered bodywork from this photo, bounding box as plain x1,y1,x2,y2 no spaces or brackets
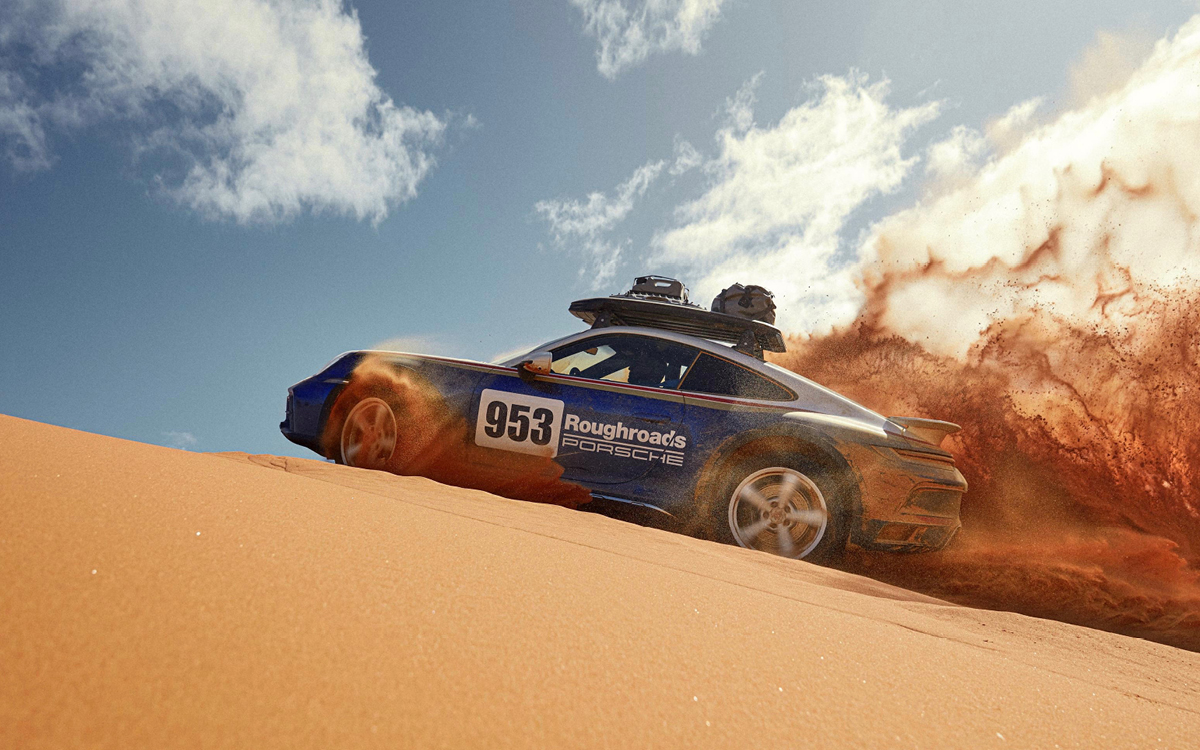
282,326,966,552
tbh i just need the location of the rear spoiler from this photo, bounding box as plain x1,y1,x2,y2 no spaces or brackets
888,417,960,448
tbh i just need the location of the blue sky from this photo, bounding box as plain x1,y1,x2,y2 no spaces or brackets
1,0,1195,457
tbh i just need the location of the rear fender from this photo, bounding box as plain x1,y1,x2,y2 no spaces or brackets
687,422,863,534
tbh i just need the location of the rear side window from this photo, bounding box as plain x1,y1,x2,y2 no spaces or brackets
680,353,794,401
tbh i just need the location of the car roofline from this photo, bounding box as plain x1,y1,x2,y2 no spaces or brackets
498,326,806,396
498,326,756,367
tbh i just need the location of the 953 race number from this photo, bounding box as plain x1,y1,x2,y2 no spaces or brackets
474,389,565,457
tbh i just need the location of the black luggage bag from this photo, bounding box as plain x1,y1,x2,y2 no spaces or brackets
711,283,776,325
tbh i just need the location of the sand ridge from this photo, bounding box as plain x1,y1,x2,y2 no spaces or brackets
2,414,1197,748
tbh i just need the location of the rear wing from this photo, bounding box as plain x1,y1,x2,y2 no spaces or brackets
888,417,960,448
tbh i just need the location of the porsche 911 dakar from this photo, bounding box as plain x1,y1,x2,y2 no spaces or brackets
281,276,967,563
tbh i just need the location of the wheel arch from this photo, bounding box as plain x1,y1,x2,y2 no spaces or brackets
318,359,432,461
688,424,863,534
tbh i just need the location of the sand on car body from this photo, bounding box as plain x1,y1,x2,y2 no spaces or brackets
1,414,1197,749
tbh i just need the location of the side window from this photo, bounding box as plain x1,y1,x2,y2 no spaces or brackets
550,335,700,389
551,343,622,379
679,353,795,401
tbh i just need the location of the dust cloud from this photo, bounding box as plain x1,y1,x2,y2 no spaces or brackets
776,17,1200,650
779,323,1200,650
319,20,1200,647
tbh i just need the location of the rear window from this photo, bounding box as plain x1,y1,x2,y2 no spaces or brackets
679,353,795,401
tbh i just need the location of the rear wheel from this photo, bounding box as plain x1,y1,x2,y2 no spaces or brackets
713,454,848,564
339,397,398,470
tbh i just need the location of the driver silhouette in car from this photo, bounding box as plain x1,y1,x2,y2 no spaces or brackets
627,356,670,387
626,342,689,388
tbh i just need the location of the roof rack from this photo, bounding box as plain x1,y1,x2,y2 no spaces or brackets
568,295,786,360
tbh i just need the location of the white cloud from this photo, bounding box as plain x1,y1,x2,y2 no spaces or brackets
568,0,729,79
652,73,941,332
535,158,666,286
724,72,762,133
535,159,664,237
162,430,198,450
0,71,50,170
925,125,987,183
0,0,447,223
924,98,1042,187
670,136,701,175
861,14,1200,360
984,97,1044,151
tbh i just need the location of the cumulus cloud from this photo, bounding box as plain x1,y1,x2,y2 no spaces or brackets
652,73,941,332
924,97,1045,192
0,0,446,223
568,0,728,79
925,125,987,182
535,158,666,286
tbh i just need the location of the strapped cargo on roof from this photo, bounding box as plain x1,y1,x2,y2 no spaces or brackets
569,276,786,360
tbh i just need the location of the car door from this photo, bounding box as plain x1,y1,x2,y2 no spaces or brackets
470,333,695,487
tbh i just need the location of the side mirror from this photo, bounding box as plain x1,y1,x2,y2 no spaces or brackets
518,351,553,380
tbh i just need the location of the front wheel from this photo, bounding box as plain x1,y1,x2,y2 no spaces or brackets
718,459,848,564
338,397,398,470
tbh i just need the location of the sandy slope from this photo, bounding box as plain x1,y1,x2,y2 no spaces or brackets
2,414,1197,749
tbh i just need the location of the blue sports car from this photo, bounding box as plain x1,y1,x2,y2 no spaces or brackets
281,277,966,563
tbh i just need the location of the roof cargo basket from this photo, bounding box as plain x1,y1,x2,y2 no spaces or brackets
569,276,786,360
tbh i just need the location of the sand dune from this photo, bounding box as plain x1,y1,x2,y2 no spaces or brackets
2,414,1197,748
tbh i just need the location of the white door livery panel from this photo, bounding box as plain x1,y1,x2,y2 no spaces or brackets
474,388,565,457
560,414,687,466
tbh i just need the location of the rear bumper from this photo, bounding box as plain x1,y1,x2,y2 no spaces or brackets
840,443,968,552
857,516,962,552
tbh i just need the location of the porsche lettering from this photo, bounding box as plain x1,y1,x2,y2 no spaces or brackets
562,413,687,449
560,435,685,466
